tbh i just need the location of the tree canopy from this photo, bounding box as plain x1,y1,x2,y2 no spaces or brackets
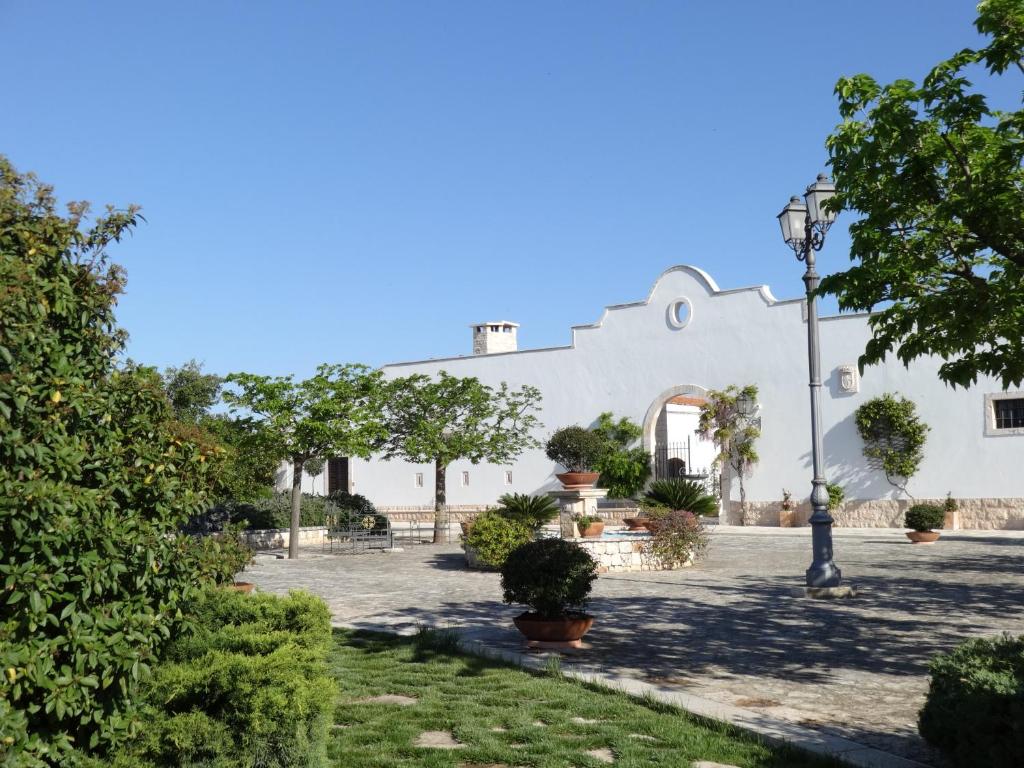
382,371,542,542
821,0,1024,388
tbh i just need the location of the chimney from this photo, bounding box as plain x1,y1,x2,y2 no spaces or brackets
471,321,519,355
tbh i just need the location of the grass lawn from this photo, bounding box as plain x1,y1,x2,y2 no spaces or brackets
329,629,843,768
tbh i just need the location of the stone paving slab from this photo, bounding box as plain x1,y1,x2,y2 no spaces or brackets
245,527,1024,766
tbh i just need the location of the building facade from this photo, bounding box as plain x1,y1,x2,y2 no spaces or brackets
280,266,1024,528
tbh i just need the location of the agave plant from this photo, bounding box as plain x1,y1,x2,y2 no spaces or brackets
644,479,719,517
498,493,561,530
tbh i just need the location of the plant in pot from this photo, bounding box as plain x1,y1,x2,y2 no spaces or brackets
497,492,561,531
779,488,797,528
501,538,599,648
545,426,606,489
905,503,945,544
643,479,719,517
573,513,604,538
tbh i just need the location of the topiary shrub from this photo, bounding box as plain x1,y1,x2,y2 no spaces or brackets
918,634,1024,768
545,426,606,473
463,511,533,569
0,158,219,763
497,493,560,530
107,588,336,768
905,503,945,532
501,539,598,618
644,479,719,516
855,393,929,497
644,510,710,568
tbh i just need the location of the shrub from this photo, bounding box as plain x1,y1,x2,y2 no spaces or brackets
184,524,254,587
918,634,1024,768
497,493,559,530
501,539,598,618
108,588,336,768
906,503,945,532
0,158,218,762
645,510,710,568
644,479,719,516
463,511,533,568
590,412,651,498
826,482,845,512
855,393,929,496
545,426,606,473
233,493,338,530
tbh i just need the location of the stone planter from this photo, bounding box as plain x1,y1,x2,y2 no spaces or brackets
513,611,594,649
555,472,600,489
578,521,604,538
906,530,941,544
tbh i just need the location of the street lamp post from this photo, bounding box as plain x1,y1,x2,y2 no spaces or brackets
778,174,842,588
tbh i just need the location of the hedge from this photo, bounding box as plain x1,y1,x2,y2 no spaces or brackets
105,588,336,768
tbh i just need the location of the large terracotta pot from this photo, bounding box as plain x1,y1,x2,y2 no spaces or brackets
906,530,941,544
513,612,594,646
623,517,650,531
555,471,600,489
578,521,604,538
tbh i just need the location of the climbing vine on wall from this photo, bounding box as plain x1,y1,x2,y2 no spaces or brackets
855,393,929,498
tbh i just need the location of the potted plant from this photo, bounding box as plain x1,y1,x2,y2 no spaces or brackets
643,479,719,516
545,426,605,489
574,513,604,538
779,489,797,528
905,503,945,543
623,515,651,531
501,538,599,648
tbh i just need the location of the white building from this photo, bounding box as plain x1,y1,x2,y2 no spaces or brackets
282,266,1024,529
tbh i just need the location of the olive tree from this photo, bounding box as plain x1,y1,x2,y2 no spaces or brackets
821,0,1024,388
224,365,387,558
381,371,542,543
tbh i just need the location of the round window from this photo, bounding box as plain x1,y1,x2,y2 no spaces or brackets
667,298,692,329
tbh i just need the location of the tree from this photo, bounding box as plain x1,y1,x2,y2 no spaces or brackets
224,364,387,558
0,157,218,762
382,371,542,543
697,385,760,523
161,359,222,423
821,0,1024,388
590,412,651,498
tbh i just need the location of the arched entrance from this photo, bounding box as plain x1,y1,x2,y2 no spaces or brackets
641,385,717,481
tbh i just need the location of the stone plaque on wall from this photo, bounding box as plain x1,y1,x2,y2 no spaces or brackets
837,365,860,394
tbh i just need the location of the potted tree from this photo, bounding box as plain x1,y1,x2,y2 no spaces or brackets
501,538,599,648
905,503,945,543
545,426,605,489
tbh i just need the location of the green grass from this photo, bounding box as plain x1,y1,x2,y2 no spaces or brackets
329,629,842,768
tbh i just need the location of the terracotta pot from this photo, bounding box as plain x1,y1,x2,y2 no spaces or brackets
906,530,941,544
513,611,594,643
578,521,604,538
623,517,650,531
231,581,255,593
555,471,600,489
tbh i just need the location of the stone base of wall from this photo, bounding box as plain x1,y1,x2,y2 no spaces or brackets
723,498,1024,530
379,506,638,524
240,526,327,551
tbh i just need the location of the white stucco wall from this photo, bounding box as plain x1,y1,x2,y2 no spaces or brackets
293,265,1024,515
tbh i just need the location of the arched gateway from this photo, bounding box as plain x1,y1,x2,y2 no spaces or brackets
641,384,718,484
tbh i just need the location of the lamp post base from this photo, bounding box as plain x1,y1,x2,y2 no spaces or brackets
805,560,842,588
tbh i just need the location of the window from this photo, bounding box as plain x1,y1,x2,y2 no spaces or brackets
461,471,470,487
985,393,1024,436
504,470,513,485
490,325,498,332
414,472,424,488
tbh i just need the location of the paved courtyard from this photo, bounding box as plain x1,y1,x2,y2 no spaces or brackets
244,527,1024,766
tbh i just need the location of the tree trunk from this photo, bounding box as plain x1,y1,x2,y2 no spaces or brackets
433,459,447,544
289,457,303,559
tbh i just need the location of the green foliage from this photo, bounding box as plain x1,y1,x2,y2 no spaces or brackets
202,414,279,503
905,503,946,532
644,479,719,516
463,511,533,569
573,514,602,527
826,482,845,512
108,588,336,768
918,633,1024,768
496,493,559,530
0,158,221,763
590,412,651,498
821,1,1024,389
161,359,223,424
184,526,254,587
645,510,710,569
944,492,959,514
501,539,598,619
381,371,542,540
544,425,606,473
855,394,929,496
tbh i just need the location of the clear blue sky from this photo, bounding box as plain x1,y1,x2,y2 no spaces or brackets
2,1,1005,377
